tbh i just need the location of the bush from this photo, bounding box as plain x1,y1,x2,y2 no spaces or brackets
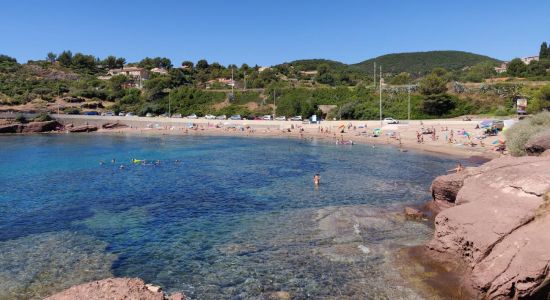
33,112,53,122
505,111,550,156
15,114,28,123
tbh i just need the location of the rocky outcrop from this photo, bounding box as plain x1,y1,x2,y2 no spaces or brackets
45,278,186,300
102,122,128,129
0,121,60,133
427,156,550,299
20,120,60,133
525,130,550,156
68,125,98,132
0,123,22,133
429,171,470,212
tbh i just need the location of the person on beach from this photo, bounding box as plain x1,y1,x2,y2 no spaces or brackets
447,162,464,173
313,174,320,186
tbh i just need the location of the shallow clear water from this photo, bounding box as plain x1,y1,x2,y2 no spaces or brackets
0,135,461,299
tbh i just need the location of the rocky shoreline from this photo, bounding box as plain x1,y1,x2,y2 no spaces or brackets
45,278,186,300
426,156,550,299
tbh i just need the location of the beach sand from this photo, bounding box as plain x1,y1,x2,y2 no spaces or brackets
93,118,505,159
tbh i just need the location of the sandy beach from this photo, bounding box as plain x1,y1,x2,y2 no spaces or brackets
60,115,507,159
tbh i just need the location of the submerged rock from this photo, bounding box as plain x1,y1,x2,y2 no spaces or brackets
427,156,550,299
404,207,425,220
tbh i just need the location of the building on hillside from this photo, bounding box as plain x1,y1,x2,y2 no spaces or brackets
151,67,168,75
101,67,149,88
521,56,539,64
300,70,318,76
205,78,235,89
108,66,149,79
494,62,508,74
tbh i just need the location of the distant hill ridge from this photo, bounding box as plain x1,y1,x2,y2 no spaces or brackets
281,50,501,76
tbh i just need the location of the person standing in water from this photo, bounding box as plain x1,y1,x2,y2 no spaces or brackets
313,174,320,186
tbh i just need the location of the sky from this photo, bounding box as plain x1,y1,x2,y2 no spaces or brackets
1,0,549,66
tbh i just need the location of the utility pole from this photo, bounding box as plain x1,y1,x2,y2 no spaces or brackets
231,67,234,94
408,85,411,122
273,89,276,118
379,65,382,128
373,62,376,88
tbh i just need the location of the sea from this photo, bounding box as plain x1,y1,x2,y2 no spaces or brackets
0,134,465,299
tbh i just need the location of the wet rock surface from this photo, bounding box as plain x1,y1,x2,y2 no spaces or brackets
427,156,550,299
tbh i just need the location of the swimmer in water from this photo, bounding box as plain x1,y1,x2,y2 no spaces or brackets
111,158,116,164
313,174,320,186
99,160,105,165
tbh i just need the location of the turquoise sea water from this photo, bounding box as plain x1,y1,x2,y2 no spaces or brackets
0,135,462,299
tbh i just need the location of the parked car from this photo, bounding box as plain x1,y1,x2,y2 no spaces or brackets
275,116,286,121
125,112,135,117
160,113,169,118
101,111,114,116
118,111,126,116
84,111,99,116
383,117,399,124
145,113,154,117
230,114,242,120
216,115,227,120
205,114,216,120
262,115,273,120
171,113,182,118
290,116,302,121
187,114,198,119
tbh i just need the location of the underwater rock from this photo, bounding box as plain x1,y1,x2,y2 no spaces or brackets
0,231,117,299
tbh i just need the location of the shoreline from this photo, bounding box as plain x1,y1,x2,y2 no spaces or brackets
89,124,501,160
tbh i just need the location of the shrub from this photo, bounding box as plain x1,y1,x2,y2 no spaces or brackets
15,114,28,123
33,112,53,122
505,111,550,156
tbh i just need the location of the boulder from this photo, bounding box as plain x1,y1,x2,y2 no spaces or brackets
68,125,98,133
428,170,471,212
46,278,186,300
525,130,550,156
102,122,128,129
427,156,550,299
20,120,60,133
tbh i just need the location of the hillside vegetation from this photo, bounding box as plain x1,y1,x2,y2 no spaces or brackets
1,43,549,120
353,51,501,76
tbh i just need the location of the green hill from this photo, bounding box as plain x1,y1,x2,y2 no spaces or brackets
352,51,501,76
276,59,349,71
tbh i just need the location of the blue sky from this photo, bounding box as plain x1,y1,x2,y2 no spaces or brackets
1,0,549,66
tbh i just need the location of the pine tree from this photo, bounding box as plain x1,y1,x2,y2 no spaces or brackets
540,42,549,59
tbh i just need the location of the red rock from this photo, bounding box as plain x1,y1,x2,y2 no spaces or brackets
0,123,22,133
427,156,550,299
20,120,60,133
45,277,186,300
68,125,98,132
